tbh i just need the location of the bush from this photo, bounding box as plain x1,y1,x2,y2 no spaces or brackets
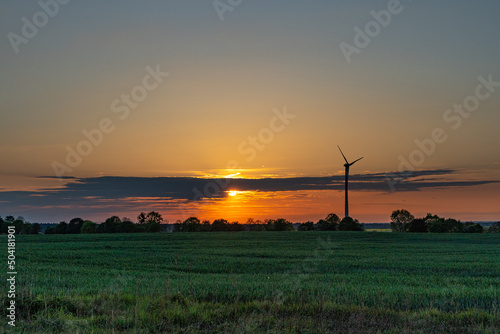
202,220,211,232
228,222,244,232
407,219,428,233
181,217,202,232
81,221,97,234
247,223,267,232
173,221,182,232
463,222,483,233
315,213,340,231
20,223,41,234
338,217,364,231
44,227,55,234
212,219,229,232
298,221,314,231
145,221,161,233
426,217,464,233
54,221,68,234
265,218,294,231
489,222,500,233
98,216,122,233
67,218,84,234
118,220,137,233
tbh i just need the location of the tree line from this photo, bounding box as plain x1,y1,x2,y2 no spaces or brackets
46,211,164,234
0,216,40,234
389,209,493,233
1,210,499,234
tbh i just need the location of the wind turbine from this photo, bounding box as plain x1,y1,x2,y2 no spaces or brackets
338,145,363,218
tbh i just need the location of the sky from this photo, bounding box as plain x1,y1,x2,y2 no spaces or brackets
1,0,499,224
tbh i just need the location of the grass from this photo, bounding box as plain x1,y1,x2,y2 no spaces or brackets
1,232,499,333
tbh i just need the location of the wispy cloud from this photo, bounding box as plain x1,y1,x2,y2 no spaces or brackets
0,169,496,222
1,169,495,202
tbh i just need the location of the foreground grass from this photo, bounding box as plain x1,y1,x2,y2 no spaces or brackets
1,232,499,333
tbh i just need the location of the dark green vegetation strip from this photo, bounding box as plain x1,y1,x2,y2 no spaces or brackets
1,232,499,333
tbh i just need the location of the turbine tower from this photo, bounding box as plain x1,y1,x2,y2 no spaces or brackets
338,145,363,218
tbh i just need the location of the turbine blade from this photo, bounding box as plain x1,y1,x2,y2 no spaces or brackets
351,157,364,165
337,145,349,164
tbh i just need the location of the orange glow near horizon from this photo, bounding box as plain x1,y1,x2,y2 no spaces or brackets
165,183,500,224
2,170,498,224
6,182,499,224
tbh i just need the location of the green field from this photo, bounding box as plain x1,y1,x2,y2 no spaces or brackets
1,232,499,333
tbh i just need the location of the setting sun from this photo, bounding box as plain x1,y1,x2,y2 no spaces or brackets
228,191,238,197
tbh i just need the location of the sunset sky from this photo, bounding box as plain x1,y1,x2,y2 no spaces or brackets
1,1,499,224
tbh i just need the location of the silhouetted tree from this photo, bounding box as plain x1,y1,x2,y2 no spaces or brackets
246,218,257,224
315,213,340,231
31,223,41,234
228,222,244,232
137,212,147,224
118,220,137,233
325,213,341,224
81,221,97,234
145,221,161,233
390,209,414,232
137,211,163,226
261,219,272,231
6,217,25,235
489,222,500,233
266,218,294,231
463,222,483,233
298,221,315,231
407,218,428,233
202,220,211,232
338,217,364,231
425,215,464,233
181,217,202,232
173,220,182,232
9,216,24,232
0,216,27,234
246,218,266,231
426,218,447,233
146,211,163,224
54,221,68,234
20,222,41,234
315,219,327,231
99,216,121,233
212,219,229,232
67,218,84,234
45,227,56,234
446,219,464,233
424,213,441,221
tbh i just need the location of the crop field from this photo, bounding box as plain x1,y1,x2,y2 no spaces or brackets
1,232,499,333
